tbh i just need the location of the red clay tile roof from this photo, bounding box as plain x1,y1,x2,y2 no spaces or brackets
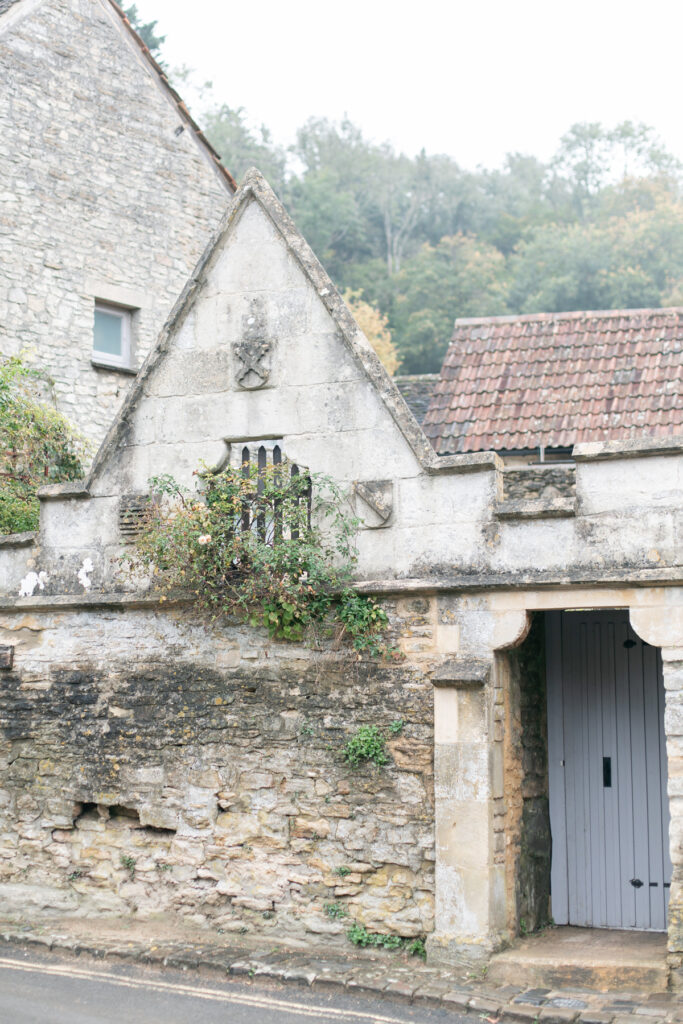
423,308,683,454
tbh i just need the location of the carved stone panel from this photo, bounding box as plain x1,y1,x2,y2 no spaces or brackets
354,480,394,529
234,301,273,390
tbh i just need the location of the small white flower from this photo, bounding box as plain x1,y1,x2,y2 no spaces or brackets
197,534,212,546
299,571,308,582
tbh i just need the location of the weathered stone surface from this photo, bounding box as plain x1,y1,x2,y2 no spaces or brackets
0,607,435,943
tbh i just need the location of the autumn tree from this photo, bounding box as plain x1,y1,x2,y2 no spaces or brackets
343,290,400,375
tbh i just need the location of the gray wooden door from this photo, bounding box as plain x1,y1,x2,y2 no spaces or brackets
546,610,671,930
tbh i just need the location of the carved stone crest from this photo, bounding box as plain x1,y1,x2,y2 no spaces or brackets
234,301,273,389
233,336,272,390
354,480,394,529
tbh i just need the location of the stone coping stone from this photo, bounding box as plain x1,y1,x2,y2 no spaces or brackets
0,926,680,1021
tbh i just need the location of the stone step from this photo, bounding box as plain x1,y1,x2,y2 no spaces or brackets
487,927,669,994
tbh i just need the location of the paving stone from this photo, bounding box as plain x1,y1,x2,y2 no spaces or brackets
503,1005,545,1023
441,990,473,1011
281,965,318,986
578,1013,616,1024
346,973,387,995
413,983,454,1007
539,1008,580,1024
469,995,503,1015
548,999,588,1010
383,979,417,1001
515,996,550,1007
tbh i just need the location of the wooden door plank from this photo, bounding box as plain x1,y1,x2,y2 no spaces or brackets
615,616,637,927
601,618,621,927
643,640,666,929
588,618,607,926
546,611,569,925
626,622,650,929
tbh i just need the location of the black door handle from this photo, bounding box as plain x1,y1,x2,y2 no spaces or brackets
630,878,643,888
603,757,612,787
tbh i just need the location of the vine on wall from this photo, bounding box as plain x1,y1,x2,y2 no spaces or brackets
127,462,389,654
0,358,87,534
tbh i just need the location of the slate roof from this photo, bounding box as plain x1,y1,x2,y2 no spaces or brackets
394,374,439,424
423,308,683,454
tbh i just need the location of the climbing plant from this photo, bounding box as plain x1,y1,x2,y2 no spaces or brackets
128,462,389,653
0,358,86,534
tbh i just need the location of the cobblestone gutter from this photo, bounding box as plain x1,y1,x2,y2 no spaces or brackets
1,924,681,1024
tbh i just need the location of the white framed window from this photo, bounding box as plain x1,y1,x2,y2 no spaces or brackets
92,302,133,369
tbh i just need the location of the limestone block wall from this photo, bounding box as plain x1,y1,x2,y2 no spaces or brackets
0,0,231,446
0,603,436,943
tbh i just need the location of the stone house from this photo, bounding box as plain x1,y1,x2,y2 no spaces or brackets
0,172,681,985
0,0,235,446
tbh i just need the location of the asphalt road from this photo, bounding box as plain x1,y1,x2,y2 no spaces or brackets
0,946,466,1024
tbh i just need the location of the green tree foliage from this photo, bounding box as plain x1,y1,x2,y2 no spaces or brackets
510,186,683,313
201,105,287,193
123,5,166,60
0,360,86,535
141,2,682,372
394,235,509,372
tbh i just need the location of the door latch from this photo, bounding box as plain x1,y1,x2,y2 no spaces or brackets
630,878,643,888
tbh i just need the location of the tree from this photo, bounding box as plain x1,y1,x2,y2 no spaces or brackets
343,290,400,375
123,5,166,61
0,360,86,534
393,235,509,373
202,105,287,192
509,192,683,313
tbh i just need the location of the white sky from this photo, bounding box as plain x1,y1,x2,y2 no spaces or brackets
131,0,683,170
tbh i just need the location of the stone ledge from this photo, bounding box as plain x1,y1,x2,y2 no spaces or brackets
431,658,491,688
574,436,683,462
37,481,90,500
495,498,576,520
0,531,36,548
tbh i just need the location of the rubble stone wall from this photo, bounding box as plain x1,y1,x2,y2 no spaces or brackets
0,603,436,945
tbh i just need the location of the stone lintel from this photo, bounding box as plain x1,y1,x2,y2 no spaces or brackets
37,481,90,500
431,659,490,688
356,567,683,596
427,450,503,475
574,435,683,462
495,498,575,520
0,531,36,548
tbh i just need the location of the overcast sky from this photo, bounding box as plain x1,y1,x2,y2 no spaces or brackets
131,0,683,170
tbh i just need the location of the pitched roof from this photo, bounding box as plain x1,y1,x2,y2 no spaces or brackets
423,308,683,454
0,0,237,191
394,374,439,423
106,0,237,191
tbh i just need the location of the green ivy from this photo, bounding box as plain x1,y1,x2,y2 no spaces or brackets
0,358,86,534
342,725,388,767
347,923,426,959
126,462,389,655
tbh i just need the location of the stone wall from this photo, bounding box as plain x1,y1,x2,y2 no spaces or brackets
506,615,551,934
0,0,231,447
0,604,435,944
503,466,576,502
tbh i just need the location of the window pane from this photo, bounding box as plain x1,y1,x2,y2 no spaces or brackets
94,309,122,356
